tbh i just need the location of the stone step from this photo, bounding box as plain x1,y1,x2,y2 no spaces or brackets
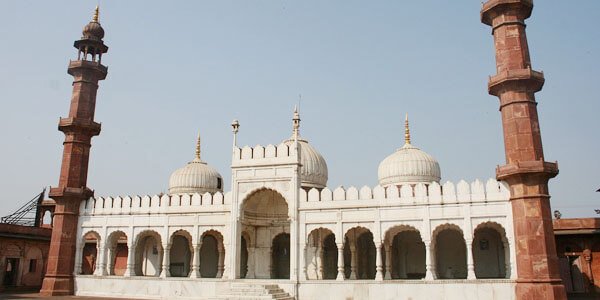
217,295,294,300
218,283,294,300
229,287,285,294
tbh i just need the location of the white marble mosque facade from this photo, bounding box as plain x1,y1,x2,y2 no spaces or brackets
73,115,517,299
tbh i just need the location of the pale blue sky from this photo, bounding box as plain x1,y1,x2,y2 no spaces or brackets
0,1,598,218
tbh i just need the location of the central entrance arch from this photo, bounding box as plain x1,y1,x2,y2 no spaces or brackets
239,188,290,279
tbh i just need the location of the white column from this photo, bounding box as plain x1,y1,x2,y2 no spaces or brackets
504,241,511,279
106,246,115,276
466,239,476,279
124,242,135,277
424,241,435,280
160,244,171,278
349,245,357,280
190,244,200,278
336,243,344,281
317,245,324,280
247,247,256,279
301,245,308,280
74,243,83,275
384,244,392,280
217,245,225,278
94,245,107,276
375,243,384,281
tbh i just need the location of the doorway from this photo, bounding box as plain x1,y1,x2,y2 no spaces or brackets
3,258,19,286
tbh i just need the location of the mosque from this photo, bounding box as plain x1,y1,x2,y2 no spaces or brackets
36,1,567,300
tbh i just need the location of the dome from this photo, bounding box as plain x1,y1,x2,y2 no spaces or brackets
284,138,329,189
83,22,104,40
377,116,441,187
283,108,328,189
168,135,223,195
82,6,104,40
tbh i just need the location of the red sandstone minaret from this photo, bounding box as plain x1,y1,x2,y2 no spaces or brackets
40,6,108,296
481,1,566,299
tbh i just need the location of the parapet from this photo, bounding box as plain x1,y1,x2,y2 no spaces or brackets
80,191,232,216
232,143,299,167
299,178,509,205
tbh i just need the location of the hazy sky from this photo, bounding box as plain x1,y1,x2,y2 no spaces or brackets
1,1,598,218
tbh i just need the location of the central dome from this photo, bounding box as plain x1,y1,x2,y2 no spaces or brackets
168,135,223,195
378,116,441,187
284,108,328,189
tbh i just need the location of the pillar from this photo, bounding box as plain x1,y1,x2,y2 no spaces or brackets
375,243,384,281
160,244,170,278
247,247,256,279
217,245,225,278
73,243,83,275
466,240,476,279
424,241,435,280
105,247,114,276
481,1,566,299
316,244,324,279
94,246,107,276
504,241,511,279
349,245,357,280
336,243,344,281
384,244,392,280
190,244,200,278
123,243,134,277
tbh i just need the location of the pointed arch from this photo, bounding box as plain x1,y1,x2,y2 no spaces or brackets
306,227,338,280
200,229,225,278
432,223,466,279
169,229,193,277
384,225,425,279
105,230,128,276
344,226,376,280
81,230,101,275
472,221,509,279
133,230,163,277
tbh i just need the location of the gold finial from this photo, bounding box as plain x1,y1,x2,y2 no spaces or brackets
93,5,100,22
195,133,201,160
404,113,411,145
292,105,300,140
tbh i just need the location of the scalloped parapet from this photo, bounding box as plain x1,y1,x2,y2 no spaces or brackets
232,143,299,168
299,178,510,204
80,191,232,216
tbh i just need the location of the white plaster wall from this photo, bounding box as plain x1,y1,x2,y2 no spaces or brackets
297,281,516,300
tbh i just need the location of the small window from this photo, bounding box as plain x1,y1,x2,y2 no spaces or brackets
29,259,37,273
217,177,222,189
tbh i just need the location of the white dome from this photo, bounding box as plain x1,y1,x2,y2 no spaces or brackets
284,138,328,189
377,116,441,187
168,135,223,195
378,143,441,187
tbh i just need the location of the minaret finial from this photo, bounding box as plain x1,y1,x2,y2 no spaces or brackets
93,5,99,22
405,113,411,145
195,132,201,160
293,105,300,140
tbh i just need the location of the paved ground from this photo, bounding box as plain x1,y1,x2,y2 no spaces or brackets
0,289,134,300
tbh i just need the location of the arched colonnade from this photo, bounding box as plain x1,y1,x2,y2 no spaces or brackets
304,221,511,281
78,228,226,279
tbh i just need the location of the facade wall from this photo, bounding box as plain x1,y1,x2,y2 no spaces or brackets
0,224,51,290
72,142,517,299
553,218,600,296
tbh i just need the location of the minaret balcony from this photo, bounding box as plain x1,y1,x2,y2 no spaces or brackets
481,0,533,26
68,60,108,79
58,117,101,136
487,68,544,97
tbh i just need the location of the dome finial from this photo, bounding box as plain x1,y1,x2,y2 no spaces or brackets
93,5,100,23
293,105,301,140
405,113,411,145
195,132,201,160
